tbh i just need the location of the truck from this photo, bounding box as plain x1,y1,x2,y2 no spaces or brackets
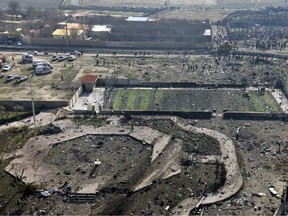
0,53,6,67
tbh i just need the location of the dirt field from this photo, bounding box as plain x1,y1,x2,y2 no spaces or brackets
63,0,287,9
1,51,287,103
0,52,84,101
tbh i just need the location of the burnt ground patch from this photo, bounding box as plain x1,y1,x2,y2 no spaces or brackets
92,163,225,215
44,135,151,190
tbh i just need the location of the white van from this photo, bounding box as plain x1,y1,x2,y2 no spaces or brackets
32,59,46,68
22,53,34,62
35,66,52,75
36,62,53,69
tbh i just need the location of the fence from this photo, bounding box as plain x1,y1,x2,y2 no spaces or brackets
0,100,68,111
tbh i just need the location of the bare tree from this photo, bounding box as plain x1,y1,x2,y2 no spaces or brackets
70,29,79,40
0,105,6,118
8,1,20,15
25,6,39,18
13,104,24,116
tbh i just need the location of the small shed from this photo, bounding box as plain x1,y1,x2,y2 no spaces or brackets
81,75,97,92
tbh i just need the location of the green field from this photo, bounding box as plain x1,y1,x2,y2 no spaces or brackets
108,88,282,113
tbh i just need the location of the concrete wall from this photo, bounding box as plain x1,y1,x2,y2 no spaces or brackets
223,111,288,120
100,110,212,119
69,85,83,109
96,78,142,86
0,100,68,111
21,35,212,50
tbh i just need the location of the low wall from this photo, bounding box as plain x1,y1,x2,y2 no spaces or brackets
72,109,95,115
223,111,288,120
100,110,212,119
0,100,68,111
96,79,245,88
69,85,83,109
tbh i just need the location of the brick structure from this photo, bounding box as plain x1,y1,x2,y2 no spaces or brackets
81,75,97,92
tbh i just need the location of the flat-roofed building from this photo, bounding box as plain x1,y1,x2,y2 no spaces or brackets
52,29,85,40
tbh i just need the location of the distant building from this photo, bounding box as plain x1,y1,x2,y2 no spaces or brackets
90,25,112,38
81,75,97,92
204,29,212,36
126,17,149,22
75,12,88,20
66,23,89,31
52,29,85,40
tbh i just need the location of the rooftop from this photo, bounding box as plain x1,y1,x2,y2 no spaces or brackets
52,29,84,36
81,75,97,83
126,16,149,22
91,25,112,33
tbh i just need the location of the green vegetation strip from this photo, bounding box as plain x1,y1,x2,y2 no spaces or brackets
263,93,282,112
154,90,164,111
112,89,124,110
250,91,265,112
139,89,152,111
125,89,138,110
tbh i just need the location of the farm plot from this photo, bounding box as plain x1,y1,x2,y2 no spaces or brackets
109,88,282,113
0,0,62,9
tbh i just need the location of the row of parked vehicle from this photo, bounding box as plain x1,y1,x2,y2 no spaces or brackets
51,51,81,62
33,59,53,75
0,72,28,83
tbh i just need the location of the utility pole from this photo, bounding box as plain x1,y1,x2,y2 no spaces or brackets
30,78,36,125
66,21,69,47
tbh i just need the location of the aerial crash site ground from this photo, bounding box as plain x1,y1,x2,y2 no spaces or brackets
1,0,288,216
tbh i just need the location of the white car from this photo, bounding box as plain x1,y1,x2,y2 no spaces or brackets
73,50,82,56
6,74,15,82
15,75,28,83
68,55,76,61
0,73,4,78
2,64,11,72
28,50,39,55
57,55,67,61
51,55,59,61
17,41,22,46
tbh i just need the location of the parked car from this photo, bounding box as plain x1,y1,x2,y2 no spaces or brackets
51,55,58,61
15,75,28,83
17,41,22,46
68,55,77,61
6,74,15,82
0,73,4,78
72,50,82,56
57,55,67,61
2,64,11,72
28,50,39,55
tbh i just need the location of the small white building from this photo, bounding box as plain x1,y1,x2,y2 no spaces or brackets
126,17,149,22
